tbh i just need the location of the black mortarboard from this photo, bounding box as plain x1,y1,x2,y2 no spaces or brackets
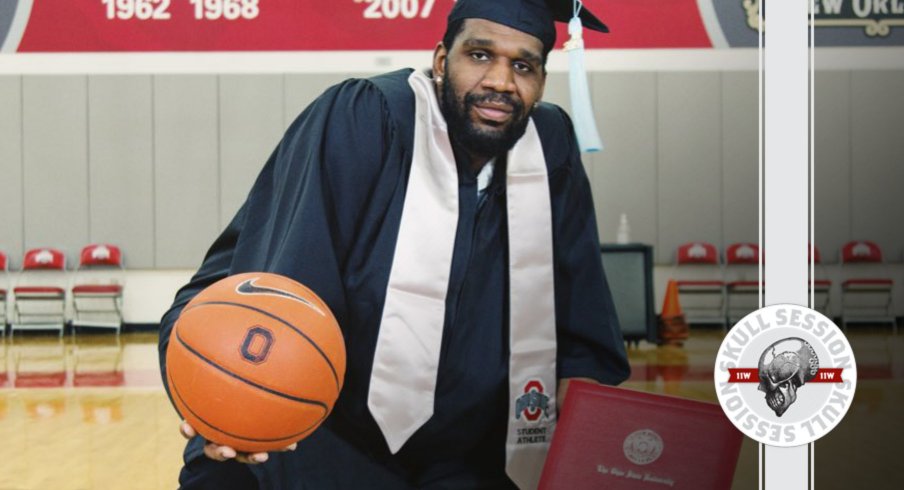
447,0,608,53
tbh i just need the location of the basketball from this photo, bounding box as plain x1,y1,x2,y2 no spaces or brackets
165,272,346,453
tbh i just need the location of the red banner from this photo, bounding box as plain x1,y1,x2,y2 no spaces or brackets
11,0,713,52
727,368,845,383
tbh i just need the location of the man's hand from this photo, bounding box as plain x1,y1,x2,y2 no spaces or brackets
179,421,297,465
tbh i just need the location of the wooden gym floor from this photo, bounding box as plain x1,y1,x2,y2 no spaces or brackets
0,329,900,489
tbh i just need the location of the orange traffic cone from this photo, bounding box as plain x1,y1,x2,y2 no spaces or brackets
659,280,689,345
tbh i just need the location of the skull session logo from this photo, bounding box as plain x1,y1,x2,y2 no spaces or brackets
715,305,857,447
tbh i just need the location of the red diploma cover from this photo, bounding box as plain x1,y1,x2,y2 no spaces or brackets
539,382,743,489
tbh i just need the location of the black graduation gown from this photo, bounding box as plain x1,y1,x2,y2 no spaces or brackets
158,68,630,489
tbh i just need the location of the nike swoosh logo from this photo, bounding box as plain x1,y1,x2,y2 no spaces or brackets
235,277,326,317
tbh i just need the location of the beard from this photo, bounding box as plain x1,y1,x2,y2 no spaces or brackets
439,71,531,158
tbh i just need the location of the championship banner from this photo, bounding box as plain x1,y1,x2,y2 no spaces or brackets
4,0,903,53
0,0,713,52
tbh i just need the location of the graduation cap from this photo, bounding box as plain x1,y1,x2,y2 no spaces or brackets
447,0,608,152
447,0,608,53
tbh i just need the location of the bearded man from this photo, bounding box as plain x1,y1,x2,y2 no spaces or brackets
159,1,629,488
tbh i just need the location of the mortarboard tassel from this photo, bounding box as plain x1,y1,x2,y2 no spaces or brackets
564,9,603,153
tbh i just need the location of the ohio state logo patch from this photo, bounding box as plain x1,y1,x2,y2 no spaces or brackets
514,379,551,422
513,379,552,446
715,304,857,447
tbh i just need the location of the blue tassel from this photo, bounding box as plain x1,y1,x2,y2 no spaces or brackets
565,16,603,153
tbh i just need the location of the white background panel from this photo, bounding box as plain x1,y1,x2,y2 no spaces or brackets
0,76,23,268
814,71,853,264
88,75,155,268
153,75,220,269
219,74,285,229
0,70,899,274
721,71,758,249
850,71,904,262
657,72,724,263
593,73,658,247
22,75,89,266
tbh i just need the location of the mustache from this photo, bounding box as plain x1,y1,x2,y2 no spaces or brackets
464,92,524,115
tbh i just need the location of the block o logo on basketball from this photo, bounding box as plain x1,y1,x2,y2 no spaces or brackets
166,272,346,453
240,326,274,364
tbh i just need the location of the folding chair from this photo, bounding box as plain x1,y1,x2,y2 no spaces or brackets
673,242,725,327
11,248,67,336
725,243,760,325
0,251,8,335
840,240,895,331
71,244,124,334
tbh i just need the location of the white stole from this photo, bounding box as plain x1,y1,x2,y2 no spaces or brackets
367,70,557,490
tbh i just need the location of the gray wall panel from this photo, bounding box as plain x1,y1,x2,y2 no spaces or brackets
539,72,570,110
0,76,23,269
721,72,758,249
219,75,285,229
657,73,723,263
88,75,155,268
153,75,220,268
22,76,89,267
6,69,903,271
851,71,904,262
593,73,658,246
814,71,852,263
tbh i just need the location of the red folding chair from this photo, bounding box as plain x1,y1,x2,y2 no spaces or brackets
11,248,67,336
71,244,124,334
0,251,8,334
840,240,895,331
725,243,760,325
673,242,725,327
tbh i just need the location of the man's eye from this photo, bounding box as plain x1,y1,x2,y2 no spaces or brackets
514,62,533,73
470,52,489,61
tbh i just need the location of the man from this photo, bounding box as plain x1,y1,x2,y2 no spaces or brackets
159,1,629,488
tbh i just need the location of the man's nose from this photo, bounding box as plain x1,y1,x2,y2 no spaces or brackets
481,61,516,93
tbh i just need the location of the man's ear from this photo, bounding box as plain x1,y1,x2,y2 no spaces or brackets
432,41,447,80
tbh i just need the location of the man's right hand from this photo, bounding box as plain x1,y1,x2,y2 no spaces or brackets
179,421,297,465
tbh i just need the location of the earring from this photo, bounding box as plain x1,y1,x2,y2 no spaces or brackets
435,77,442,84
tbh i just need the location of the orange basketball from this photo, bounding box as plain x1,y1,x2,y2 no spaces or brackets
165,272,346,453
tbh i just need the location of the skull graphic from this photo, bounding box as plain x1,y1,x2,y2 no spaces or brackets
757,338,819,417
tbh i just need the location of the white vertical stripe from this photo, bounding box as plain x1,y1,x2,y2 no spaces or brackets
758,0,764,312
757,5,764,485
763,0,811,488
810,5,816,486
